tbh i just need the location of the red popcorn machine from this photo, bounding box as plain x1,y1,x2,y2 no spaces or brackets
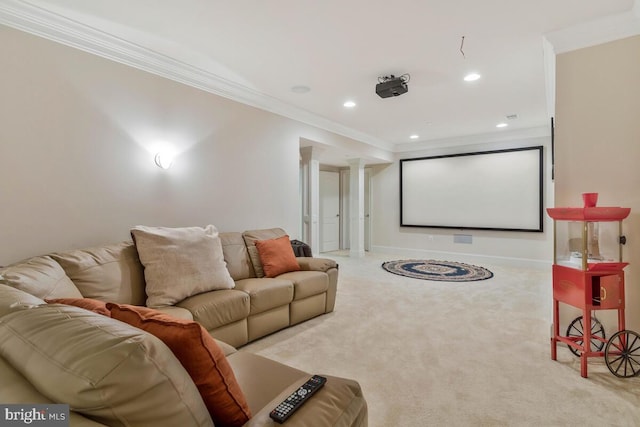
548,198,639,378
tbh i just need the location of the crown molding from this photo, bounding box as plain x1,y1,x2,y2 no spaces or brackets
0,0,395,152
545,2,640,54
393,126,550,154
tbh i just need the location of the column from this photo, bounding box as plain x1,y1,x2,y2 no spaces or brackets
348,158,365,258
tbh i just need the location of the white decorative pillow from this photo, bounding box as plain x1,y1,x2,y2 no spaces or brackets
131,225,235,308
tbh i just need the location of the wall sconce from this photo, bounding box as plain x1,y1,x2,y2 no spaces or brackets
154,152,174,169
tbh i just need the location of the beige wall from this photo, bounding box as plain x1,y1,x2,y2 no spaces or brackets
555,35,640,331
0,25,373,264
370,136,554,267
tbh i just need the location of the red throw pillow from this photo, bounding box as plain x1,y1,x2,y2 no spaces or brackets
254,235,301,278
106,303,251,427
46,298,111,317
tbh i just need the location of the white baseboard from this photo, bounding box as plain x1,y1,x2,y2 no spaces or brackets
371,245,551,270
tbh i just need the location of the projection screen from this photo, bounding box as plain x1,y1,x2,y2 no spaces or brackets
400,146,543,232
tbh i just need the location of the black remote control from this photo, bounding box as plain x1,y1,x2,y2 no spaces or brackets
269,375,327,423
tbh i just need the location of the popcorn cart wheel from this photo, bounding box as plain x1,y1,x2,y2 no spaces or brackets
565,316,640,377
603,329,640,378
566,316,606,357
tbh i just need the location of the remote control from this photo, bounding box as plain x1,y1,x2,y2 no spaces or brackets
269,375,327,423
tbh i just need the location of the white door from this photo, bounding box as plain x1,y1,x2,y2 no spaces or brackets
320,171,340,252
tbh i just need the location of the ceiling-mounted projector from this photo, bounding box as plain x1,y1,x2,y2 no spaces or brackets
376,74,409,98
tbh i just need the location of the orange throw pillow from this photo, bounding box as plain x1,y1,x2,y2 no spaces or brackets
46,298,111,317
107,303,251,427
254,235,301,278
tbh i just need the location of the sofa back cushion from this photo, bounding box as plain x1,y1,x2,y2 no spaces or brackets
242,228,287,278
51,241,146,306
0,255,82,300
220,232,254,280
46,297,111,316
0,284,46,318
0,304,213,427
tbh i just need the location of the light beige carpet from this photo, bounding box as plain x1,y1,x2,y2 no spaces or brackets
242,251,640,426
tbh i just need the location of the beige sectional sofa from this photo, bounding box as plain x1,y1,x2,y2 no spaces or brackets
39,227,338,348
0,227,367,426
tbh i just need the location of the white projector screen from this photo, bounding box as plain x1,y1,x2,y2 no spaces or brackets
400,146,543,232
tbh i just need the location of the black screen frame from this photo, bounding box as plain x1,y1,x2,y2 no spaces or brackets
399,146,544,232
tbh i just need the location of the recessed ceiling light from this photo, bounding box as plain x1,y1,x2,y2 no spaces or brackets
496,123,508,128
291,85,310,93
409,134,419,140
464,73,481,82
343,100,356,108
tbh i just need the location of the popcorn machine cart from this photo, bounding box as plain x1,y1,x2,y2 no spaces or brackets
548,205,640,378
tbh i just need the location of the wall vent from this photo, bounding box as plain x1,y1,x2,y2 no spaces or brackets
453,234,473,244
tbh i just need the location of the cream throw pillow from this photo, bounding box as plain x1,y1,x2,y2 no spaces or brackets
131,225,235,308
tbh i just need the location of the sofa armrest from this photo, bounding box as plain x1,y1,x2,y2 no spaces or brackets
296,257,338,273
243,374,367,427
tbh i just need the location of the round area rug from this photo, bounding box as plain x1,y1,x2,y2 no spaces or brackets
381,259,493,282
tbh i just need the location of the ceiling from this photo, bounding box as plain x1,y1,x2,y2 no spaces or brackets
2,0,639,164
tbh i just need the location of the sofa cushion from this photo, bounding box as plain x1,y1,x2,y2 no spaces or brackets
177,289,250,331
0,304,213,427
0,284,46,318
0,255,82,300
46,297,111,316
50,241,146,305
131,225,235,308
277,270,329,300
153,305,195,321
220,232,254,280
108,303,251,427
234,278,294,315
255,235,301,278
242,228,287,278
